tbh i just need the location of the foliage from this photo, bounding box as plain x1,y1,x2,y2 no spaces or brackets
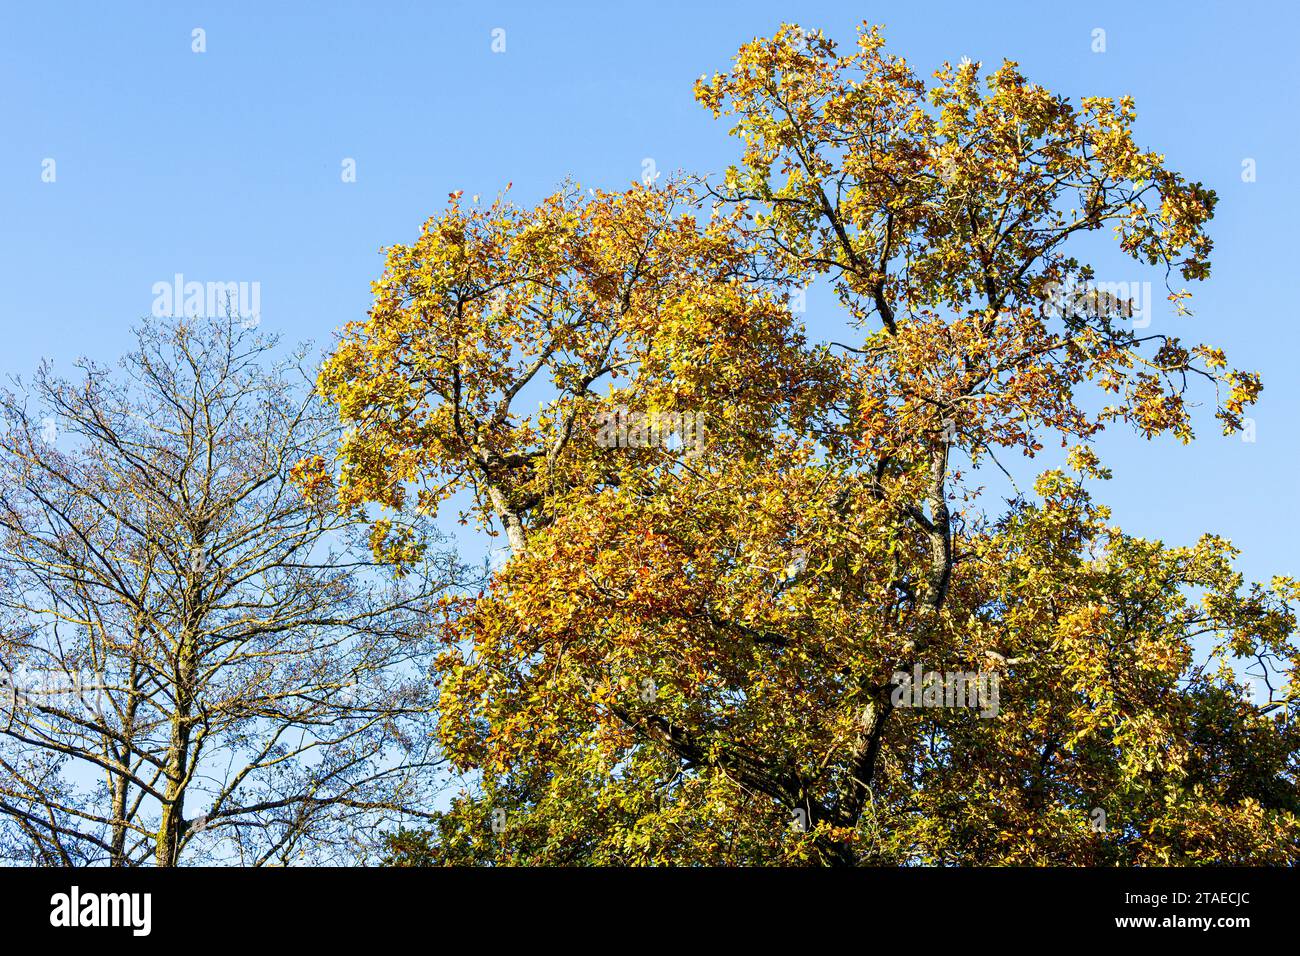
318,24,1297,865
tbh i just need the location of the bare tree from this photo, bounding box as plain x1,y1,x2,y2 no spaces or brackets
0,316,463,865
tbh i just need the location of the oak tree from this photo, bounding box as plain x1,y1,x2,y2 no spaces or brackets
316,24,1298,865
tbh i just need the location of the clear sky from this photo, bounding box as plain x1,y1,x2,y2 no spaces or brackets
3,0,1298,589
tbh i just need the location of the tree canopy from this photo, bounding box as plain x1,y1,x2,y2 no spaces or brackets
0,318,460,865
308,24,1298,865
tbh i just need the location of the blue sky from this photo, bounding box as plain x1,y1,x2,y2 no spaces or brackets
2,0,1298,589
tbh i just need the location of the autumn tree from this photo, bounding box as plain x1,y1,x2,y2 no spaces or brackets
0,316,462,866
315,24,1298,865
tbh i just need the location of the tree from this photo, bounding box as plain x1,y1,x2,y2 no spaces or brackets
315,24,1299,865
0,316,461,866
